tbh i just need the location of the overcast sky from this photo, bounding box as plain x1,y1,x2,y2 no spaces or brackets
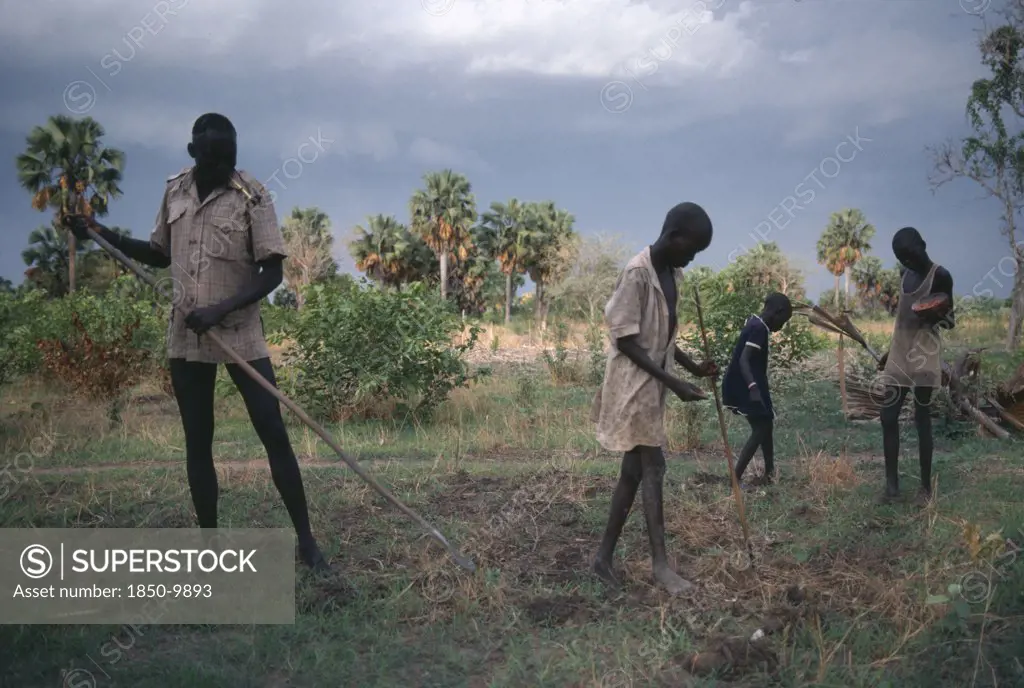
0,0,1015,299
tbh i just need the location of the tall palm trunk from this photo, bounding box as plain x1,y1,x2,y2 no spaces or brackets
834,270,847,416
68,234,76,293
439,251,449,300
843,265,851,306
504,272,513,323
534,279,544,323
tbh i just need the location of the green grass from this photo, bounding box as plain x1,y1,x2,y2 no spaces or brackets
1,341,1023,687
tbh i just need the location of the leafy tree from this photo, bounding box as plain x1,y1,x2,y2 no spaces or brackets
548,233,629,323
680,270,824,371
816,208,875,308
479,198,532,322
16,115,125,292
409,169,477,300
280,207,338,308
930,4,1024,349
727,242,806,300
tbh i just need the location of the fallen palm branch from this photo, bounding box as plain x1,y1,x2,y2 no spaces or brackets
793,303,881,363
842,348,1016,438
987,396,1024,432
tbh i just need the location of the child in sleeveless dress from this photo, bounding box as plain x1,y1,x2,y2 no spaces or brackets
721,293,793,486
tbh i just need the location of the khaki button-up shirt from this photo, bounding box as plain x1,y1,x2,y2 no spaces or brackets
591,247,682,452
150,167,286,363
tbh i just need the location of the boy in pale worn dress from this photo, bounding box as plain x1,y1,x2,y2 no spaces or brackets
876,227,954,504
590,202,717,594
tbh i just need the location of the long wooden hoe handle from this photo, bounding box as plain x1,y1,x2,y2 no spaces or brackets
82,224,476,572
691,286,755,570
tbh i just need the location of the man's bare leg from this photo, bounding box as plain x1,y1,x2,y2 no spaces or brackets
592,451,642,587
640,446,694,595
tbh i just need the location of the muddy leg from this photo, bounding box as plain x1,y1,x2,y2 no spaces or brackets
639,446,693,595
592,451,642,587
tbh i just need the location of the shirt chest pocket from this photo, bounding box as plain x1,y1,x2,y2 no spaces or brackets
207,211,251,263
167,200,189,231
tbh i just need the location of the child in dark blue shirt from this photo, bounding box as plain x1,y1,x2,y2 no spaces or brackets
721,292,792,485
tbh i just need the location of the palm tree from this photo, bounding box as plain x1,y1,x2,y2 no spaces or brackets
479,198,533,322
350,214,436,290
409,169,477,300
21,221,129,297
79,225,132,293
522,201,576,329
852,256,901,315
16,115,125,293
281,207,338,308
816,208,875,309
22,221,85,296
447,235,497,316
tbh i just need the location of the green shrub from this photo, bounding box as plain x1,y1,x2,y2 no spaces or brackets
17,277,168,419
261,300,298,338
2,277,166,388
0,289,47,388
279,280,483,420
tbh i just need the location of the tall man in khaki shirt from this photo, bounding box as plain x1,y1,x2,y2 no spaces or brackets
67,114,328,571
591,202,717,595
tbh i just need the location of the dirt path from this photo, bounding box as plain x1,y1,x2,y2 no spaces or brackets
25,458,367,476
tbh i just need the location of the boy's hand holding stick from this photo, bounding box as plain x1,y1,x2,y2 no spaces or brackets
692,286,755,570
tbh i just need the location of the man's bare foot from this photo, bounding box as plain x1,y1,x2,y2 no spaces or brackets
878,484,900,504
652,564,694,595
298,542,331,574
591,557,621,588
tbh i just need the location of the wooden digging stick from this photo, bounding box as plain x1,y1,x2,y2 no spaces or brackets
80,222,476,572
692,287,755,570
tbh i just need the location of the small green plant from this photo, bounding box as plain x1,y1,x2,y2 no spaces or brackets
583,320,607,386
680,401,706,449
490,332,500,352
515,370,538,409
542,321,583,385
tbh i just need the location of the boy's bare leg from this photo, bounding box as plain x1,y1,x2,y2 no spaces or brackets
733,417,764,483
640,446,694,595
592,451,643,587
760,419,775,481
913,386,934,504
880,386,911,503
